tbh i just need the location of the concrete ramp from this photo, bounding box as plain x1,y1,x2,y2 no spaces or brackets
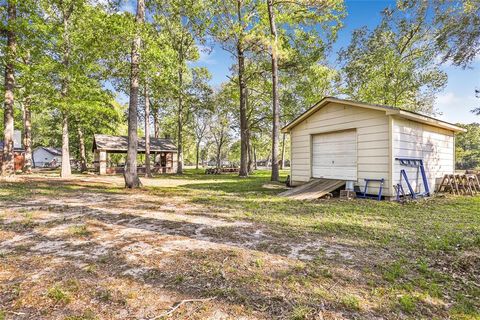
280,179,345,200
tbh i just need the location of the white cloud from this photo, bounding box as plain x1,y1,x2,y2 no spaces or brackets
116,1,135,14
436,92,456,106
435,92,479,124
196,45,216,65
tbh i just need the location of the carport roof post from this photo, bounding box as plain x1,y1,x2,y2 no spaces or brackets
281,97,467,134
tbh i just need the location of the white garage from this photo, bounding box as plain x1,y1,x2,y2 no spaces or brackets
282,97,466,198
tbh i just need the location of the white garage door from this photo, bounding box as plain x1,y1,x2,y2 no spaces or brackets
312,130,357,180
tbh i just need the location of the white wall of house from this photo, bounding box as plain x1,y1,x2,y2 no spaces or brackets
33,148,61,168
392,117,455,194
290,102,391,195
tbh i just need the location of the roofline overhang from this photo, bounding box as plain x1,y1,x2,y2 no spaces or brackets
281,97,467,133
94,148,178,153
385,110,467,133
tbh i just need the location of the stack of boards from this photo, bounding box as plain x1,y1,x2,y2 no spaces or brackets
279,178,345,200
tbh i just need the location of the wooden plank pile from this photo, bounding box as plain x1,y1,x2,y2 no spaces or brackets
436,172,480,195
279,178,345,200
205,167,240,174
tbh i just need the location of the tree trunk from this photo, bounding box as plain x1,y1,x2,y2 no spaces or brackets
61,113,72,177
267,0,280,182
124,0,145,188
216,143,221,169
195,141,200,169
1,0,16,176
144,84,152,177
60,4,72,178
177,65,184,174
280,132,286,170
247,129,253,173
77,126,87,172
152,104,159,165
153,105,159,138
22,97,33,173
253,144,257,170
237,1,248,177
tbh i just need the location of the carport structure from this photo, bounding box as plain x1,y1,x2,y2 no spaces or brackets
92,134,178,175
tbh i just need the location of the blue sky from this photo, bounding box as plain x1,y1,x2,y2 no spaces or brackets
121,0,480,124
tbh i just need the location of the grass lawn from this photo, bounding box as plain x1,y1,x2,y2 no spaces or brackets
0,169,479,319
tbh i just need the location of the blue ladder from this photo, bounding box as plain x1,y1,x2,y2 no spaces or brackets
395,158,430,198
357,178,384,201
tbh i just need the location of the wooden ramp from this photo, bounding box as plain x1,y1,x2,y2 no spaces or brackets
280,179,345,200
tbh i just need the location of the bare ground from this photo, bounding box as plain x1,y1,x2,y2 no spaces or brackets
0,173,478,319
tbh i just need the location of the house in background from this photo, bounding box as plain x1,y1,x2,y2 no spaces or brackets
282,97,466,198
33,147,62,168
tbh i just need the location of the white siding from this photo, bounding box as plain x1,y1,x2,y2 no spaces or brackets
33,148,61,168
290,102,390,195
392,118,454,194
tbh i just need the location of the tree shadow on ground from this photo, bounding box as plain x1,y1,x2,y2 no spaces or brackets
1,217,443,319
1,177,478,319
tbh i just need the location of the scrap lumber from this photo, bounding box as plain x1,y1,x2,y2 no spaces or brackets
437,173,480,196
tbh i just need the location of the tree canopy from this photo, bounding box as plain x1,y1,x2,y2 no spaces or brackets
1,0,479,178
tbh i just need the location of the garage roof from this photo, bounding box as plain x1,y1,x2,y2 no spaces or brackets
281,97,467,133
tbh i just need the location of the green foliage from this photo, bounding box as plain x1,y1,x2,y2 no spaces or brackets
342,294,361,311
2,0,475,175
65,311,97,320
398,294,417,313
434,0,480,68
339,2,447,114
451,293,480,319
289,305,314,320
455,123,480,169
6,0,128,165
68,224,91,237
47,285,71,303
383,260,407,282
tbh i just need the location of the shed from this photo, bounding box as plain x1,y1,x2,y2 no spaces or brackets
92,134,178,175
282,97,466,198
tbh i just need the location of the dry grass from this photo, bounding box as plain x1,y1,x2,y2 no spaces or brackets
0,169,479,319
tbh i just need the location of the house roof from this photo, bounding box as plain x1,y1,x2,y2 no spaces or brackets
38,147,62,156
93,134,177,153
281,97,467,133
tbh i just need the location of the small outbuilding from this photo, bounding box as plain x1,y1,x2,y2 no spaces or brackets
92,134,178,175
282,97,466,198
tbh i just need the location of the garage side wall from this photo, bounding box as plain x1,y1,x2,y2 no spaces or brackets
392,117,454,194
290,102,390,196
